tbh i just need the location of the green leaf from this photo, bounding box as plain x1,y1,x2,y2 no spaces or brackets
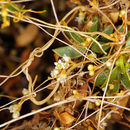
5,3,26,12
91,25,114,54
103,25,114,35
109,66,121,82
101,25,114,42
53,46,84,59
67,32,85,44
100,66,121,88
95,69,109,86
120,72,130,89
55,32,87,58
113,82,120,93
125,62,130,72
91,41,110,54
116,55,126,73
126,31,130,40
116,25,123,35
68,32,107,55
6,3,21,12
89,16,100,32
89,16,109,54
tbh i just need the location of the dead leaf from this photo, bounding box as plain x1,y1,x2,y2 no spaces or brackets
4,76,21,96
109,12,119,23
118,95,130,113
16,24,39,47
55,111,75,126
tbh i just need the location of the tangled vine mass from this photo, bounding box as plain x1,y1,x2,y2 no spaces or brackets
0,0,130,130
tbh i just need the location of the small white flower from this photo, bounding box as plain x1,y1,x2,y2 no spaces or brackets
57,71,67,83
9,104,19,113
75,17,84,24
12,111,20,119
51,69,59,78
63,54,71,63
22,88,29,95
62,62,70,69
79,82,84,86
75,11,85,24
102,88,105,91
54,60,64,69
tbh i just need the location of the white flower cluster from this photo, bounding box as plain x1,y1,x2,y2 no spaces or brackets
9,104,20,119
54,59,69,70
51,54,71,83
57,70,67,83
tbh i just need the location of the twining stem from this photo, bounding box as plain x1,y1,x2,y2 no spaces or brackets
26,71,60,105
